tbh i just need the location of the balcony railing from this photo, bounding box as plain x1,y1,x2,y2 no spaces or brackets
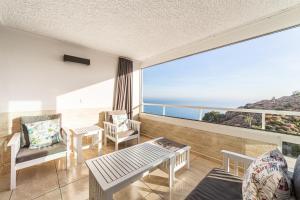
141,102,300,158
142,102,300,131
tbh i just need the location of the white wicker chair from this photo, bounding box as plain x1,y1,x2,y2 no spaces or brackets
103,110,141,151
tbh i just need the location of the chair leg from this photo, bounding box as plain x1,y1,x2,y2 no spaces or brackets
10,164,16,190
98,131,102,156
65,152,69,170
137,135,140,144
115,142,118,151
104,135,107,148
187,149,190,169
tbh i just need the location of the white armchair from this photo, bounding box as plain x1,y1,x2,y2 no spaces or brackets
7,114,71,190
103,110,141,151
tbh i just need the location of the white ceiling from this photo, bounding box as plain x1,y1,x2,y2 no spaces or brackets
1,0,300,61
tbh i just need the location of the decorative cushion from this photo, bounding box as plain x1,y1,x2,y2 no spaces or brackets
117,130,138,139
153,137,187,152
47,119,62,143
25,119,61,149
16,142,66,163
20,114,61,147
112,114,129,132
105,110,127,123
242,149,292,200
293,156,300,199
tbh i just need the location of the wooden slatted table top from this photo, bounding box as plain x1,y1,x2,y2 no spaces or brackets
73,125,103,135
86,141,175,191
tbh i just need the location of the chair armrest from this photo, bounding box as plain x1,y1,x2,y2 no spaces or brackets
8,132,21,161
221,150,255,175
128,120,141,132
7,132,21,147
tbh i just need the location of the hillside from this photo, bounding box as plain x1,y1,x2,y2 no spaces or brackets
242,92,300,111
202,92,300,135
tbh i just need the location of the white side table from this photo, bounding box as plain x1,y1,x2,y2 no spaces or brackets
72,125,103,163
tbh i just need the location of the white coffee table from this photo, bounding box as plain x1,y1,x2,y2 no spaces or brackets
86,141,175,200
72,125,103,163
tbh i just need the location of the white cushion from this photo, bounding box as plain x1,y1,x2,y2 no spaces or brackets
112,114,129,132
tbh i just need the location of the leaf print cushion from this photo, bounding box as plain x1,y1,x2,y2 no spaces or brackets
47,118,62,144
112,114,129,132
25,119,61,149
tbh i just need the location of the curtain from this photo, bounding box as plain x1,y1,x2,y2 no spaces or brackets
113,57,133,119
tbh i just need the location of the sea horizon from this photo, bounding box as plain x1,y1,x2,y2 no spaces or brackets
143,97,253,120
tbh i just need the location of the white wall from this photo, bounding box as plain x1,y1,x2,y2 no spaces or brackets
0,26,141,128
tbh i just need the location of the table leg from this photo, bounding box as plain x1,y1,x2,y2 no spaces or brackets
98,131,102,156
187,149,190,169
91,135,95,149
104,134,107,148
169,156,175,189
89,172,113,200
76,135,83,163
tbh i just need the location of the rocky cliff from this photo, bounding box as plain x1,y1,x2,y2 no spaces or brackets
202,92,300,135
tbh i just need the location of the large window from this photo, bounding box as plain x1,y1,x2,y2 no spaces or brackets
143,27,300,157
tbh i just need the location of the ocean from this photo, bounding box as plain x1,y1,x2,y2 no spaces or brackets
143,98,247,120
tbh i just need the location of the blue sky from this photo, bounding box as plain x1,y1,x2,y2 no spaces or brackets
143,26,300,107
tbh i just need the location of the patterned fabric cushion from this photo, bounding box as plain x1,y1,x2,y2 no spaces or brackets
242,149,292,200
25,119,61,149
112,114,129,132
293,156,300,199
20,114,61,147
105,110,127,123
47,119,62,143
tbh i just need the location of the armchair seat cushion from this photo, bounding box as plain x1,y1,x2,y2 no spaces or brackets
153,137,187,152
117,130,138,139
16,142,66,164
185,168,242,200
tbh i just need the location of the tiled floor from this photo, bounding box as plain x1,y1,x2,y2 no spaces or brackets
0,135,221,200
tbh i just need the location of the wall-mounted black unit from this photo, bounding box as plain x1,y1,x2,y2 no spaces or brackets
63,54,90,65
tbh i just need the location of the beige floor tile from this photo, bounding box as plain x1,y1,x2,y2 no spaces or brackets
160,180,195,200
56,156,89,187
143,192,162,200
143,169,196,200
0,190,11,200
0,173,11,200
0,173,10,192
189,156,220,174
33,189,62,200
114,180,152,200
189,152,199,161
175,157,219,187
142,169,171,195
11,161,59,199
83,148,100,161
60,177,89,200
175,167,206,187
0,164,10,176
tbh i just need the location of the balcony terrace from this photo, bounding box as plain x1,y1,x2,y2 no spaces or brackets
0,107,298,199
1,1,300,200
